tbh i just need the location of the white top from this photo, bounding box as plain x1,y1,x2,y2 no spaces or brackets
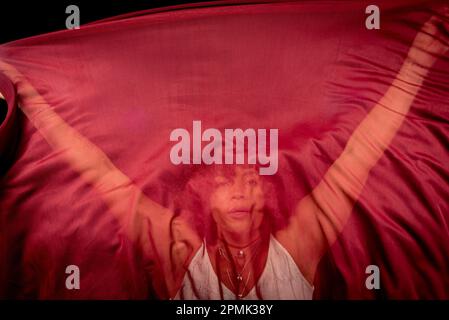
175,235,314,300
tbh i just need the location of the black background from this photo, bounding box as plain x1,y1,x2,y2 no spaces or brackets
0,1,196,123
0,0,197,44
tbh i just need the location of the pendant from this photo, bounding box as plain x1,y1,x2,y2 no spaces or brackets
236,274,243,282
237,250,245,258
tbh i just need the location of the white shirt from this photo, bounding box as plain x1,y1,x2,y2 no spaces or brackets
175,235,314,299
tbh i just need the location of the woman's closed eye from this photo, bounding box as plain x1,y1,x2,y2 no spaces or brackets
245,177,259,186
214,176,231,187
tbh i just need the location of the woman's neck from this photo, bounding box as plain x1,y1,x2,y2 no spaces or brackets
219,222,273,249
221,232,261,249
219,229,262,248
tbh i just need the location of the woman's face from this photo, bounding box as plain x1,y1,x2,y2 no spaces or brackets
209,166,265,237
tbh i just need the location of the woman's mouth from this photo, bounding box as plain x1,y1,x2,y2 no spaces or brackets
228,207,251,218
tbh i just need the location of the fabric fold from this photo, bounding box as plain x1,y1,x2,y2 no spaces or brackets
0,71,18,175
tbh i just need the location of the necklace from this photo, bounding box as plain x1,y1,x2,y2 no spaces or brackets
225,269,251,299
217,238,264,298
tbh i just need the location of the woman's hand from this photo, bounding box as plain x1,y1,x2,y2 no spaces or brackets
407,7,449,69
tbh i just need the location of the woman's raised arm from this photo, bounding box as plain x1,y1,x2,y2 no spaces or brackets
277,10,449,284
0,61,200,298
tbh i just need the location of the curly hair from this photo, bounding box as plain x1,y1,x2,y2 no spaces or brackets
169,163,289,245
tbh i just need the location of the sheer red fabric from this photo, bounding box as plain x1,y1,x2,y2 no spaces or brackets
0,0,448,299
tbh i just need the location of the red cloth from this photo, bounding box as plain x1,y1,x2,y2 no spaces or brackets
0,0,448,299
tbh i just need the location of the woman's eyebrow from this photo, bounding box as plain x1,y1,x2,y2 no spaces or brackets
242,171,258,178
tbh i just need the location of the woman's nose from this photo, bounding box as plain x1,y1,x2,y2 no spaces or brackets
231,180,245,199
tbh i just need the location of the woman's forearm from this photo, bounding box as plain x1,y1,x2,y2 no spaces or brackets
288,13,448,280
341,58,429,170
310,19,445,238
339,12,448,179
0,60,171,243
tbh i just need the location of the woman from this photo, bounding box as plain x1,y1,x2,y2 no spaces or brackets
1,11,447,299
